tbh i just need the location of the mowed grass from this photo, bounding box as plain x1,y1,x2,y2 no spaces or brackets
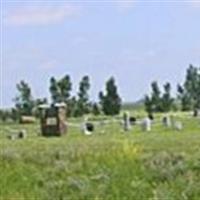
0,114,200,200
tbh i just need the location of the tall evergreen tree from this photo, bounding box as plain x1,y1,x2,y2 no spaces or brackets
92,103,101,116
151,81,162,112
49,75,73,116
14,80,34,115
144,81,174,113
99,77,121,115
58,75,72,103
76,76,91,116
177,84,192,111
144,95,153,114
49,77,60,103
162,82,174,112
184,65,200,115
178,65,200,115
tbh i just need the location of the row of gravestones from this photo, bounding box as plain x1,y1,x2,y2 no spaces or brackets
123,112,183,132
81,113,184,135
7,114,184,139
8,130,27,140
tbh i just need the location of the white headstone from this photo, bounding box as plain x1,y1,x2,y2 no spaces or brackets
141,117,151,132
123,112,131,131
81,123,92,135
18,129,27,139
162,115,172,128
174,121,183,131
8,134,17,140
81,118,93,135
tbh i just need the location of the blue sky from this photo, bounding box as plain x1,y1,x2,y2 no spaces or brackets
1,0,200,108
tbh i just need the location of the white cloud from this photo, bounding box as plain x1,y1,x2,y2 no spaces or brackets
5,5,79,26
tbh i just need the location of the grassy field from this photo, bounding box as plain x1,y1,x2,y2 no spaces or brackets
0,114,200,200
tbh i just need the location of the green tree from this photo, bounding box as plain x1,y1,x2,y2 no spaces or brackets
177,84,192,111
99,77,122,115
14,80,34,116
76,76,91,116
144,95,153,115
151,81,162,112
10,108,20,122
67,96,77,117
161,82,174,112
58,75,72,103
144,81,174,113
0,110,10,122
33,98,48,118
184,65,200,115
177,65,200,115
92,103,101,116
49,77,61,103
49,75,73,116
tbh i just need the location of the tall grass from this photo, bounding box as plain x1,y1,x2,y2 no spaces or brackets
0,114,200,200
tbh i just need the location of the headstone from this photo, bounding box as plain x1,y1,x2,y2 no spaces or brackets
141,117,151,132
174,121,183,131
86,123,94,132
39,103,67,137
148,113,154,121
8,129,27,140
8,134,17,140
129,117,137,125
82,117,94,135
123,112,131,131
170,115,175,127
18,129,27,139
162,115,172,128
193,109,200,117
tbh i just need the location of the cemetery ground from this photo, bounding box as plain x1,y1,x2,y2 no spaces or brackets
0,113,200,200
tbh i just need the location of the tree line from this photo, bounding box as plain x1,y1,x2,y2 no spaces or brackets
0,64,199,122
0,76,122,122
144,64,200,116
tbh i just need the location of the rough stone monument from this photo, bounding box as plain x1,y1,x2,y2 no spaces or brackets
39,102,67,137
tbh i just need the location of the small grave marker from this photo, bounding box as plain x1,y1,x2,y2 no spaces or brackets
174,121,183,131
123,112,131,131
141,117,152,132
162,115,172,128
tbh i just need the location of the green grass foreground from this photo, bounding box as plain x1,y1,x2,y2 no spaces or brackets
0,115,200,200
